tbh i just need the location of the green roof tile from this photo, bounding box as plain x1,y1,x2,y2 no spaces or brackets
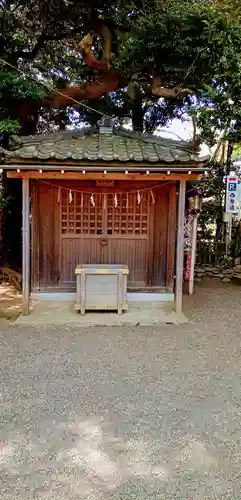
1,128,209,165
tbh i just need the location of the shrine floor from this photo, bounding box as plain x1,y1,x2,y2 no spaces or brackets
15,293,187,326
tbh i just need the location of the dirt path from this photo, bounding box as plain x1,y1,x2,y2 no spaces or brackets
0,282,21,321
0,281,241,499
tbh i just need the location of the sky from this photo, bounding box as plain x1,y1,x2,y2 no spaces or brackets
157,118,193,141
158,118,210,158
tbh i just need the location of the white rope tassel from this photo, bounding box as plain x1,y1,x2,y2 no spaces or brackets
126,193,129,209
69,190,73,203
90,193,95,207
81,193,84,208
57,187,61,204
137,190,141,205
150,189,155,204
114,193,118,207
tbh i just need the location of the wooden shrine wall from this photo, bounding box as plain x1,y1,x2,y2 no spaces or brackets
31,179,176,291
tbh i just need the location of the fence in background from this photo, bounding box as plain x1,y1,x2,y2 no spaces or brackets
196,239,230,266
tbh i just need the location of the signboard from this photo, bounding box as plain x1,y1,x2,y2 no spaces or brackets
226,176,239,213
96,180,114,187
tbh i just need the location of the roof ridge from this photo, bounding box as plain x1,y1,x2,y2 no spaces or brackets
114,129,197,153
8,127,97,151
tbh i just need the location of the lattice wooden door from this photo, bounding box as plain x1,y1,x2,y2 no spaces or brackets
60,189,153,287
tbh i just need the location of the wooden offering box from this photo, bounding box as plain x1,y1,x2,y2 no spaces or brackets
75,264,129,315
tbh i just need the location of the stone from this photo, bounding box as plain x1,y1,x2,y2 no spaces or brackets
195,267,205,273
195,278,202,283
232,275,241,286
234,265,241,273
221,278,231,283
222,269,233,275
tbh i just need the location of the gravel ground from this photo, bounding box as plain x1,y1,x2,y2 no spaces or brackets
1,281,241,499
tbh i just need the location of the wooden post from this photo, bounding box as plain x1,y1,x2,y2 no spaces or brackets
175,179,186,313
22,177,30,315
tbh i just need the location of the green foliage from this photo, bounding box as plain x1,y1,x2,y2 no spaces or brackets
0,118,20,134
1,0,241,261
0,71,46,99
115,1,241,143
0,67,47,139
232,144,241,158
197,161,226,237
1,0,241,140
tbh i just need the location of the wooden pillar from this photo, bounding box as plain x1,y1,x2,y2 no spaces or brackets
22,177,30,315
175,179,186,313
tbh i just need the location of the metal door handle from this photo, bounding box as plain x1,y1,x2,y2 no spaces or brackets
100,239,107,246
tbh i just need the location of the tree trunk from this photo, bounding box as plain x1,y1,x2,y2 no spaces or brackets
132,98,144,132
129,82,144,132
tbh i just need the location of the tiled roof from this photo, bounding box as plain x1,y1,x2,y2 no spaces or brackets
1,128,209,164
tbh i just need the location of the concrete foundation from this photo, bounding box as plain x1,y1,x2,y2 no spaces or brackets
15,293,187,326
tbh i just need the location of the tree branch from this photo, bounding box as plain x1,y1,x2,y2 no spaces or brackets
73,33,110,73
17,71,120,132
73,20,113,72
16,32,47,61
41,72,120,107
15,26,83,61
16,21,121,132
151,75,193,99
16,20,195,134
